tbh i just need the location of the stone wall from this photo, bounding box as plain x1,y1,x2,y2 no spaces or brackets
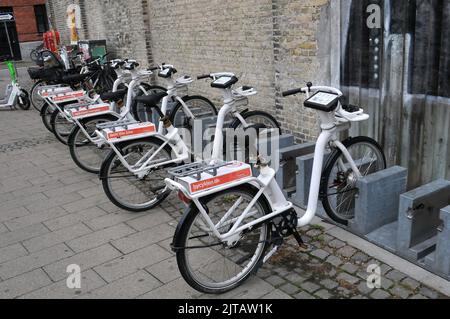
46,0,331,142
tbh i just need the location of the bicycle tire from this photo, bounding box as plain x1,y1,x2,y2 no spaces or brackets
68,114,119,174
174,184,271,294
320,136,387,225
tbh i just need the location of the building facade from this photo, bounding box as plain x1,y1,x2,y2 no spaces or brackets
0,0,49,60
46,0,450,188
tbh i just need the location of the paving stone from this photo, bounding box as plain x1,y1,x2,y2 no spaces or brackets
328,239,346,249
293,291,316,299
380,277,394,290
300,281,320,293
284,272,309,285
125,208,173,231
315,289,333,299
20,269,106,299
0,223,8,235
24,194,83,214
43,207,107,231
357,281,377,295
5,207,69,231
145,257,180,284
410,294,428,299
203,276,276,300
350,252,370,264
401,277,420,291
94,244,171,283
22,223,92,253
0,243,28,264
82,270,162,299
139,277,204,299
0,243,73,280
385,269,407,282
262,289,293,299
0,207,29,223
310,249,330,260
279,283,300,295
390,285,412,299
320,278,339,290
337,245,357,258
370,289,392,299
44,244,122,281
85,211,146,231
66,223,136,253
0,269,52,299
265,275,286,287
326,255,343,267
341,263,359,274
336,272,359,285
419,286,439,299
111,223,175,254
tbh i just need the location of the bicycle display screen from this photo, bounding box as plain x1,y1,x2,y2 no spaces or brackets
211,76,238,89
304,91,340,112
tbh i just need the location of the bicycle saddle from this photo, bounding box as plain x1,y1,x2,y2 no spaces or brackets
100,89,128,102
61,72,93,84
134,92,168,108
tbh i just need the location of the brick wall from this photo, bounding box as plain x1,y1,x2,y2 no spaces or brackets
46,0,331,142
1,0,47,42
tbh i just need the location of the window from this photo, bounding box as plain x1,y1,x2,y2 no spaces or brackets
34,5,49,34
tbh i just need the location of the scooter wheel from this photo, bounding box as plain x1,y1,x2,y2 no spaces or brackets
17,89,31,110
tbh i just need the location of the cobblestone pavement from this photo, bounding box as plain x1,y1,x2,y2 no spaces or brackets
0,72,448,299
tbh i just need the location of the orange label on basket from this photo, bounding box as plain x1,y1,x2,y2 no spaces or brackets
190,168,252,193
52,91,85,102
107,125,156,140
72,105,110,117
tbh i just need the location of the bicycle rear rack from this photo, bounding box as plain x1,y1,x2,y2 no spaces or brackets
168,161,229,181
96,119,139,131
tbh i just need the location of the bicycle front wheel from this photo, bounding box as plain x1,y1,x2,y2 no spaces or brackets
169,96,217,133
40,102,56,132
321,136,386,225
100,137,173,212
174,185,270,294
68,114,118,174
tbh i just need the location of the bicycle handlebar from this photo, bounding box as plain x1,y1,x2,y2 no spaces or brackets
282,88,305,97
197,74,211,80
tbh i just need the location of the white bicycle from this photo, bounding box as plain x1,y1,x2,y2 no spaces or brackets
96,72,280,212
165,82,386,294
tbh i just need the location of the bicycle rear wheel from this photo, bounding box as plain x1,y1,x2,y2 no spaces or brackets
50,108,75,145
320,136,386,225
100,137,173,212
174,185,270,294
68,114,118,173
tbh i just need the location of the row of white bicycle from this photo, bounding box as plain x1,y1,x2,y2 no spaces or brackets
36,59,386,294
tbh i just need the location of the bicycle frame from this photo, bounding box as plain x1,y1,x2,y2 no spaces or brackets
166,84,369,245
0,60,25,109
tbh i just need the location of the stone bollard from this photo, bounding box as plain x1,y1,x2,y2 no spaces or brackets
396,179,450,261
292,150,330,209
349,166,408,236
274,142,315,197
433,206,450,279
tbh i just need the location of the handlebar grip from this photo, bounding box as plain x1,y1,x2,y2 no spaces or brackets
197,74,211,80
282,88,304,97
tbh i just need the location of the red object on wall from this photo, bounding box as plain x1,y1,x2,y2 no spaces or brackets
43,30,60,52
